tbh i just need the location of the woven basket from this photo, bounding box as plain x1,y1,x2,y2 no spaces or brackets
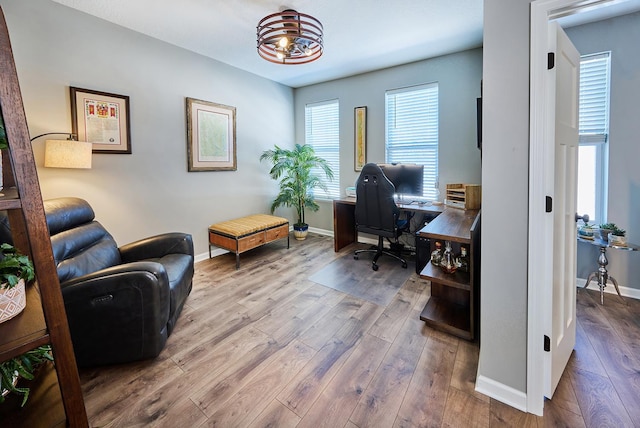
0,279,26,324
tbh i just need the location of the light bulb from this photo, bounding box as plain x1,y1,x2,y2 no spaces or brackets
303,46,312,56
276,51,284,60
278,37,288,48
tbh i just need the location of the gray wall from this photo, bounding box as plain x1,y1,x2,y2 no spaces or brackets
294,49,483,232
1,0,294,258
566,12,640,291
477,0,531,394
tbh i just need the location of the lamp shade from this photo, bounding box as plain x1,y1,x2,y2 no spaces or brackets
44,139,92,169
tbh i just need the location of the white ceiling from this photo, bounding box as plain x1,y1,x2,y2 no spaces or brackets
52,0,640,88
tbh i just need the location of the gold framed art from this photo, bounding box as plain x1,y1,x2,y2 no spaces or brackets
354,106,367,171
186,97,236,172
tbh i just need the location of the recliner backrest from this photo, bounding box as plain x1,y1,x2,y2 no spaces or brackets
45,197,121,283
355,163,399,234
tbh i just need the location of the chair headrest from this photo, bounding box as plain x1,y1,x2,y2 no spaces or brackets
43,197,95,236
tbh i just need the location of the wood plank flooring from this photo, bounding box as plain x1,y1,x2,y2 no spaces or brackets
79,233,640,427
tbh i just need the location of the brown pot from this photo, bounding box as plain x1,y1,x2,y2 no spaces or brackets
0,278,26,323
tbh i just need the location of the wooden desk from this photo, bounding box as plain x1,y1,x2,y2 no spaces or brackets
332,197,445,252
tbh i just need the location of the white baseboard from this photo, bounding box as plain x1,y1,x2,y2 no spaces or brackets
475,375,527,412
576,277,640,300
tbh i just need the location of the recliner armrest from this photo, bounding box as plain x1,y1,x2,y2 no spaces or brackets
60,261,171,367
119,232,193,263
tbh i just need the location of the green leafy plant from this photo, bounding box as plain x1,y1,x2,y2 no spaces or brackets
0,122,7,150
611,227,626,236
0,243,35,289
599,223,617,230
0,346,53,406
260,144,334,227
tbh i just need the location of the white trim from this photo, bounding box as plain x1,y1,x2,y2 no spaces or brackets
475,375,528,412
576,278,640,300
528,0,619,416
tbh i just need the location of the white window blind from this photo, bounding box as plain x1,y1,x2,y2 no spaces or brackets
305,99,340,199
579,52,610,144
577,52,610,224
385,83,439,200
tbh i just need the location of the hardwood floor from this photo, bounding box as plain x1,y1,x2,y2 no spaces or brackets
79,233,640,427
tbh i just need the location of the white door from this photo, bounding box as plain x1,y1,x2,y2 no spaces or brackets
545,21,580,398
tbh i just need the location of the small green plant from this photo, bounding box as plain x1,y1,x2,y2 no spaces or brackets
0,243,35,289
599,223,617,230
611,227,626,236
0,346,53,406
0,121,7,150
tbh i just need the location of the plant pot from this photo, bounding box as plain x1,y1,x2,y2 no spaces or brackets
293,224,309,241
0,278,26,324
599,228,614,241
608,233,627,247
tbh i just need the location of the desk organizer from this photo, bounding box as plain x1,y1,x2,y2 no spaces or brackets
445,184,481,210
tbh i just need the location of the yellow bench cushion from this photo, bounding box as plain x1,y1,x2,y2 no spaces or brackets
208,214,289,238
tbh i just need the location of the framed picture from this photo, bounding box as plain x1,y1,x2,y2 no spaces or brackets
186,97,236,172
70,87,131,154
354,106,367,171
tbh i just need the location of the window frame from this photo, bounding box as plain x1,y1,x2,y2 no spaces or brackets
384,82,439,200
577,51,610,225
304,99,340,200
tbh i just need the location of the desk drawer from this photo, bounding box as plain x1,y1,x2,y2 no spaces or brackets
265,224,288,242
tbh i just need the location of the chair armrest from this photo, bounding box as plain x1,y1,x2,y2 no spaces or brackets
60,261,171,367
119,232,193,263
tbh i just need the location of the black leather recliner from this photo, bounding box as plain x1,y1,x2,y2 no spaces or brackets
0,197,194,367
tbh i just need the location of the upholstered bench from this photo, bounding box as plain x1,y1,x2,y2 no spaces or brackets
208,214,289,269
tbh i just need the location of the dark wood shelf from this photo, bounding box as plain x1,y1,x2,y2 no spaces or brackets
0,6,88,426
418,209,480,340
420,296,472,340
419,261,470,290
0,187,22,210
0,283,49,362
0,361,66,427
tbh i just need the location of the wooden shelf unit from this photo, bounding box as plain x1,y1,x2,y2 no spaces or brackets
418,209,480,340
445,183,481,210
0,6,88,426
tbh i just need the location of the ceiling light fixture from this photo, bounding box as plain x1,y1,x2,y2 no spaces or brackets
257,9,323,65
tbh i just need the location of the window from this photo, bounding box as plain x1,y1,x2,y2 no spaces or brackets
577,52,610,225
385,83,439,200
305,100,340,199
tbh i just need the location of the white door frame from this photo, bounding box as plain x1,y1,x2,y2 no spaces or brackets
527,0,618,416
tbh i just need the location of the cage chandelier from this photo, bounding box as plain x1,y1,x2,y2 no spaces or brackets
257,9,323,65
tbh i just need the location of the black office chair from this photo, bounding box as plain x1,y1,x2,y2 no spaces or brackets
353,163,408,271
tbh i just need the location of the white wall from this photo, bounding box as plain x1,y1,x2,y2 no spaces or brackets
1,0,293,258
294,49,483,231
477,0,531,395
567,12,640,292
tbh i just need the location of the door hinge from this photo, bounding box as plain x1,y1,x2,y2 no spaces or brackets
547,52,555,70
545,196,552,213
544,335,551,352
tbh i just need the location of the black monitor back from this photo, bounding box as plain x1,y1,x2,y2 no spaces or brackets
378,163,424,196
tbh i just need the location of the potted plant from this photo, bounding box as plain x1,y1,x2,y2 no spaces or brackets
0,243,35,324
598,223,617,242
260,144,334,240
608,226,627,246
578,223,595,240
1,345,53,407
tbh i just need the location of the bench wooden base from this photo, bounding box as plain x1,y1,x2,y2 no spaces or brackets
208,214,289,269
